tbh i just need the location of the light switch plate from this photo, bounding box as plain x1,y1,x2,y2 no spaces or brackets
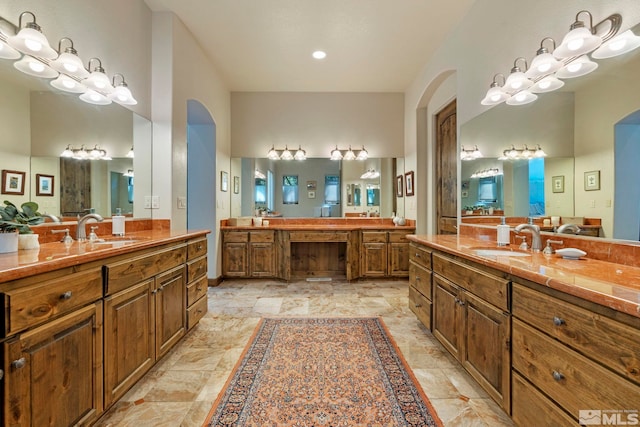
151,196,159,209
144,196,152,209
177,197,187,209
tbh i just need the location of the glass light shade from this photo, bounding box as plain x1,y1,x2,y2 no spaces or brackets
84,70,114,93
343,148,356,161
481,86,509,105
534,145,547,157
79,89,112,105
50,52,89,78
592,29,640,59
8,26,58,59
0,40,21,59
127,147,134,158
13,56,58,78
530,75,565,93
267,146,280,160
50,74,86,93
280,147,293,160
60,145,74,157
556,55,598,78
506,90,537,106
504,71,533,92
525,52,562,79
111,85,137,105
293,146,306,161
554,26,602,58
330,147,343,160
356,147,368,160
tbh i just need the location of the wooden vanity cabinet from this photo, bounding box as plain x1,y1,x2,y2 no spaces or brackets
222,230,276,278
1,266,104,427
511,282,640,426
103,243,187,408
186,237,208,330
361,230,413,277
408,243,432,329
431,252,511,413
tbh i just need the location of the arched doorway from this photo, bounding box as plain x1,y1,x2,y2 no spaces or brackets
614,109,640,240
187,100,216,277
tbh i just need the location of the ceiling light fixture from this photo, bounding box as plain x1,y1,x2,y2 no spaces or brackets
312,50,326,59
482,11,638,107
460,145,483,161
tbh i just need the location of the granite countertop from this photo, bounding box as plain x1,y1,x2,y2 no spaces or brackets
408,234,640,319
221,224,415,231
0,229,210,283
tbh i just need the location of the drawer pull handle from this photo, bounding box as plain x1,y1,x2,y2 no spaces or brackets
197,287,203,292
60,291,72,300
415,276,421,281
414,303,422,308
197,244,203,251
552,371,565,381
12,358,26,369
553,317,565,326
415,253,421,258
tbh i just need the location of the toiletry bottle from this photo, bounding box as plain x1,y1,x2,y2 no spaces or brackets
497,216,510,246
112,207,125,236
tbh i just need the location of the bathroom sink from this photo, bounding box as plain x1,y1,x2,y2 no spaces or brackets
473,249,531,257
91,238,142,246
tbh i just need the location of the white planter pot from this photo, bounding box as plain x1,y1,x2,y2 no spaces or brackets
0,232,19,253
18,234,40,250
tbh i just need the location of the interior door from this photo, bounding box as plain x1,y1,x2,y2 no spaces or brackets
436,100,457,234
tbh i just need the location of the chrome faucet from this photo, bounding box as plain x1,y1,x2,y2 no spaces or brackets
557,223,581,235
77,213,103,241
514,223,542,252
41,213,61,223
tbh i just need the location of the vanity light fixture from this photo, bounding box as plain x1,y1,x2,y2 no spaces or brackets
330,146,343,161
266,145,306,160
482,11,639,107
126,147,134,158
7,11,57,59
356,146,368,160
80,89,112,105
0,18,21,59
60,144,111,160
312,50,327,59
498,145,546,160
343,146,357,161
50,38,89,79
50,73,86,93
470,168,502,179
110,73,137,105
360,169,380,179
13,54,57,78
329,146,368,161
460,145,483,161
83,57,114,93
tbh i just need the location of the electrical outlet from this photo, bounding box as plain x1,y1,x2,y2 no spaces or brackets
590,199,596,208
605,199,612,208
152,196,159,209
144,196,152,209
177,196,187,209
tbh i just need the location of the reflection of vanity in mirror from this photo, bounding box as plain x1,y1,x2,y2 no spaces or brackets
0,59,152,219
231,157,403,218
461,21,640,241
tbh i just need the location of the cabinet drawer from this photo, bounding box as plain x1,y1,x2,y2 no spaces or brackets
362,231,387,243
289,231,349,242
512,373,575,427
409,243,431,269
187,237,207,259
389,231,411,243
409,286,431,330
187,256,208,283
409,262,432,300
250,230,274,243
512,319,640,418
105,244,186,295
433,253,509,311
187,294,207,329
224,231,249,243
513,283,640,384
4,268,103,335
187,276,208,307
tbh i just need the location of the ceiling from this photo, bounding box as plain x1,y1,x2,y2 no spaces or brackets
144,0,475,92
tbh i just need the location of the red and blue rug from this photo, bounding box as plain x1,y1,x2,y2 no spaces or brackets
203,317,442,426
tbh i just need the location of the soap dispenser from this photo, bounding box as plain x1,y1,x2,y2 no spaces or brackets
497,217,510,246
112,208,125,236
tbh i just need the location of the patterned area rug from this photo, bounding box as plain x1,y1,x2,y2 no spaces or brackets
203,317,442,426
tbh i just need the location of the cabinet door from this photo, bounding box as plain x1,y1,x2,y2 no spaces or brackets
222,242,249,277
361,243,387,276
155,266,186,358
388,242,410,276
432,274,462,360
250,242,276,277
104,279,155,408
4,303,103,427
462,291,511,413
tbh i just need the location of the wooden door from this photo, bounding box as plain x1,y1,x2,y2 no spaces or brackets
250,242,276,277
435,100,457,234
361,243,387,276
388,242,410,276
4,303,103,427
60,157,92,216
462,291,511,412
432,274,462,360
155,266,186,359
104,280,155,408
222,242,249,277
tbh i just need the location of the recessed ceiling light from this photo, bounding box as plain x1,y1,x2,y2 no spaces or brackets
312,50,327,59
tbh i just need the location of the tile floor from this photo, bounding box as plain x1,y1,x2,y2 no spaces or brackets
94,279,514,426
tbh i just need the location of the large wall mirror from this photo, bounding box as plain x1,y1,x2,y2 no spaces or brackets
230,157,404,218
460,21,640,241
0,57,152,219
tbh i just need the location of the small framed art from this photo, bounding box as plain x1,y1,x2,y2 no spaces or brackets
404,171,415,197
552,175,564,193
584,170,600,191
36,174,55,196
1,169,25,195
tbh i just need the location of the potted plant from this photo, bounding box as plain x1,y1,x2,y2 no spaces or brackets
0,201,44,253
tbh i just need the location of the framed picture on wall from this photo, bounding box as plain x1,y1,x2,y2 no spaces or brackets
584,170,600,191
552,175,564,193
405,171,415,197
36,174,55,196
233,176,240,194
396,175,403,198
221,171,229,192
1,169,25,195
